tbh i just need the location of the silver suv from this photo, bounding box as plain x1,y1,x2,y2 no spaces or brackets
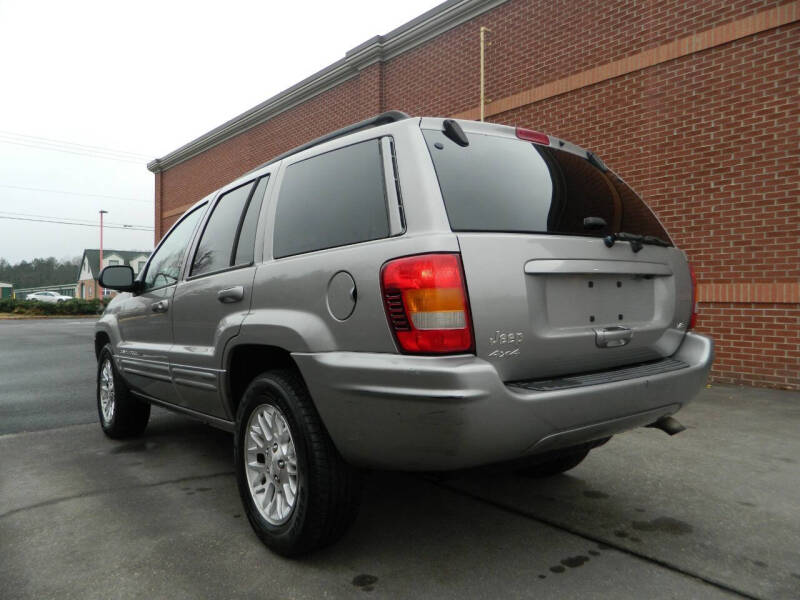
96,112,713,556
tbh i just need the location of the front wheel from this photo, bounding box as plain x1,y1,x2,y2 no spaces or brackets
96,344,150,438
234,369,361,557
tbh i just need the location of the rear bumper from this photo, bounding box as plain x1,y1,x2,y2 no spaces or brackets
293,332,713,470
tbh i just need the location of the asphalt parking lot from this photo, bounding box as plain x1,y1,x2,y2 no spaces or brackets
0,318,99,434
1,318,798,599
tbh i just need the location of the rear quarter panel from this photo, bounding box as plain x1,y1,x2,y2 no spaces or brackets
240,119,459,354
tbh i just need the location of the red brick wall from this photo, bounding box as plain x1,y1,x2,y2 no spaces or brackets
155,0,799,389
159,72,380,232
701,303,800,388
383,0,797,118
486,22,799,389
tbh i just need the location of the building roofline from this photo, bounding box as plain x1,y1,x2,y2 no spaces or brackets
147,0,507,173
79,249,152,255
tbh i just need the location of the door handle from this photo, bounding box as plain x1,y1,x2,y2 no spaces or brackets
217,286,244,303
151,299,169,313
594,326,632,348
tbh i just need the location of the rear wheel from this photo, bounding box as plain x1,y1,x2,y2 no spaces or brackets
234,369,361,557
96,344,150,438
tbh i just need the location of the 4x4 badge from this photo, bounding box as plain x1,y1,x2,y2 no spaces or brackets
488,330,524,358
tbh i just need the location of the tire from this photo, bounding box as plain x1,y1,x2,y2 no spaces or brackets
234,369,361,557
96,344,150,438
517,447,591,478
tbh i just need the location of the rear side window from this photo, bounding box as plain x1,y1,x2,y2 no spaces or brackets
235,177,269,266
191,177,268,277
273,140,389,259
423,130,670,242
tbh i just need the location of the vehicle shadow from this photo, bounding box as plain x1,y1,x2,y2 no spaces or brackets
139,409,603,558
138,410,595,563
93,412,780,598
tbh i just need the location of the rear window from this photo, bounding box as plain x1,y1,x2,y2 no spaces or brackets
273,140,389,259
423,130,670,242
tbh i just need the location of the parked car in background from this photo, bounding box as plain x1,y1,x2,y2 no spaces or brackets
94,112,713,557
26,291,71,303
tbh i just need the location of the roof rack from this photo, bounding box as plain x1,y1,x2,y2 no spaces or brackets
244,110,410,176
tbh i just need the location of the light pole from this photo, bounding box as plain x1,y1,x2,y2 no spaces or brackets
99,210,108,297
480,26,491,122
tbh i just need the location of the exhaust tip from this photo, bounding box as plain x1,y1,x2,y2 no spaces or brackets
647,416,686,436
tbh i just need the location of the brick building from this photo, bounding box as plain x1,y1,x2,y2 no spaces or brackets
148,0,799,389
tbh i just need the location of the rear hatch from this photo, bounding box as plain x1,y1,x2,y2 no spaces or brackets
422,122,693,382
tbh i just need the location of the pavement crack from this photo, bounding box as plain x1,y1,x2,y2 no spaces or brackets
429,479,765,600
0,471,234,520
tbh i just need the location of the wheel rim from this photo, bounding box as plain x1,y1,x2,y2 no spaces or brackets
245,403,299,525
99,359,115,423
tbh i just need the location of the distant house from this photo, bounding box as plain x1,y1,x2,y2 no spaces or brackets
75,249,151,299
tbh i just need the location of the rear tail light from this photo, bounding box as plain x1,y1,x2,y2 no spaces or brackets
688,263,699,330
515,127,550,145
381,253,474,354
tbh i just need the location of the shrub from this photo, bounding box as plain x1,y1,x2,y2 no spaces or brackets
0,298,106,315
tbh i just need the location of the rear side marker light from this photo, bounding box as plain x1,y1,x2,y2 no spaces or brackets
381,253,474,354
515,127,550,145
688,263,699,330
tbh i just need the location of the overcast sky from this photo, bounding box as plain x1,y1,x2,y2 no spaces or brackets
0,0,442,264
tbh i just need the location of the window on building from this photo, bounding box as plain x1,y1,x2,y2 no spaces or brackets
107,259,120,266
142,205,205,292
136,260,146,274
273,140,389,259
88,286,93,298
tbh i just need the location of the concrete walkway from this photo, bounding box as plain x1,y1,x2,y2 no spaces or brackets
1,385,798,599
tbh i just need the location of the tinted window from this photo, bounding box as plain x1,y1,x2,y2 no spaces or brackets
234,176,268,266
143,206,204,291
423,130,670,242
273,140,389,258
191,183,255,276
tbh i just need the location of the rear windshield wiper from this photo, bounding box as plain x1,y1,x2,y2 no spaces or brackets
642,235,671,247
604,232,670,252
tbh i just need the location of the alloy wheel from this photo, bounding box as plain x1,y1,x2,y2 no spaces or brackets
245,404,299,525
99,359,115,423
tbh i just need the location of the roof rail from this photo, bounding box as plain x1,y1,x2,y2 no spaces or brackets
244,110,410,176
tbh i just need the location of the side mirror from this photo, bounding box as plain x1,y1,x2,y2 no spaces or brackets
99,265,137,291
